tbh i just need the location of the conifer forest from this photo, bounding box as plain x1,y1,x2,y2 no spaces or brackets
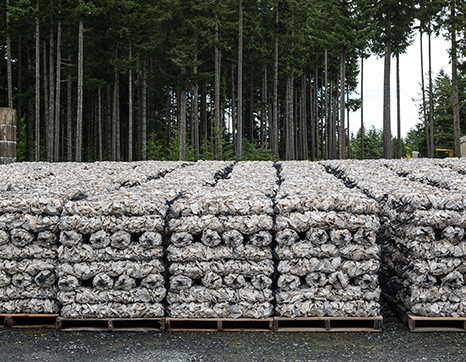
1,0,465,162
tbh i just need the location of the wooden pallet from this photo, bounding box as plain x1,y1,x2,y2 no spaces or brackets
390,301,466,332
274,316,383,332
0,314,59,329
165,318,274,332
56,317,164,332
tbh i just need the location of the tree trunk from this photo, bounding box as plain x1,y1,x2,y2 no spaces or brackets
231,64,236,155
179,83,186,161
27,42,34,161
142,57,147,160
420,30,431,157
285,73,295,160
17,35,22,147
289,11,295,160
128,41,133,162
165,88,171,156
214,21,221,158
104,83,110,160
339,50,346,159
136,59,141,160
310,66,317,160
35,0,40,161
396,53,401,159
98,88,103,160
6,0,13,109
320,69,324,159
112,46,118,161
191,54,199,158
300,73,308,160
330,80,337,159
451,3,460,157
383,43,392,159
347,87,350,159
428,26,434,157
221,102,225,146
249,67,254,143
261,64,267,146
48,22,55,162
54,17,62,162
236,0,243,160
324,49,328,159
272,5,279,159
67,59,72,161
43,38,49,159
361,56,364,160
76,16,84,162
294,86,298,159
115,73,120,161
215,57,222,156
200,83,207,149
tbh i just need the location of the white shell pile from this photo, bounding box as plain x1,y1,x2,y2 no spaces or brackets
274,162,381,318
326,159,466,317
4,159,466,321
436,158,466,176
166,161,276,319
0,161,182,317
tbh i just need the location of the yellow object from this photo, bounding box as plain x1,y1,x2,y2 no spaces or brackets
435,148,454,157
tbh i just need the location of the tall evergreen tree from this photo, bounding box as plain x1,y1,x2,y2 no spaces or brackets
363,0,416,159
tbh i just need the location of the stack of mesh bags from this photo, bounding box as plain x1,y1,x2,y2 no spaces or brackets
0,163,66,314
326,159,466,317
54,161,183,318
274,161,381,318
385,158,466,192
166,161,276,319
436,157,466,175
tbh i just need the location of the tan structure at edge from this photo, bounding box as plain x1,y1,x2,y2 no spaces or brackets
0,108,16,164
461,135,466,157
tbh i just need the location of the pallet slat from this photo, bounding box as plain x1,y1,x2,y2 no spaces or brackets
0,314,59,329
165,318,274,332
56,317,164,332
274,316,383,332
388,300,466,332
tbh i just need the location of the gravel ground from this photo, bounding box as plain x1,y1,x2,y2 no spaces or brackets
1,306,465,362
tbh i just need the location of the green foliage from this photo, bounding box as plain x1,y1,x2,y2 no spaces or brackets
408,68,466,158
200,127,234,161
167,127,195,161
145,132,166,161
1,0,458,162
146,128,195,161
362,0,417,55
350,126,383,159
241,139,276,161
405,124,426,158
391,137,407,159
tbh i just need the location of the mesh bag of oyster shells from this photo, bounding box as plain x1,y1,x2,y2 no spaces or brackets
274,161,381,318
385,158,466,193
166,162,277,319
0,215,60,314
57,225,166,318
325,159,466,317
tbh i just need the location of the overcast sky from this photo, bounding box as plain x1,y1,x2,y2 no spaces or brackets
348,31,452,139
